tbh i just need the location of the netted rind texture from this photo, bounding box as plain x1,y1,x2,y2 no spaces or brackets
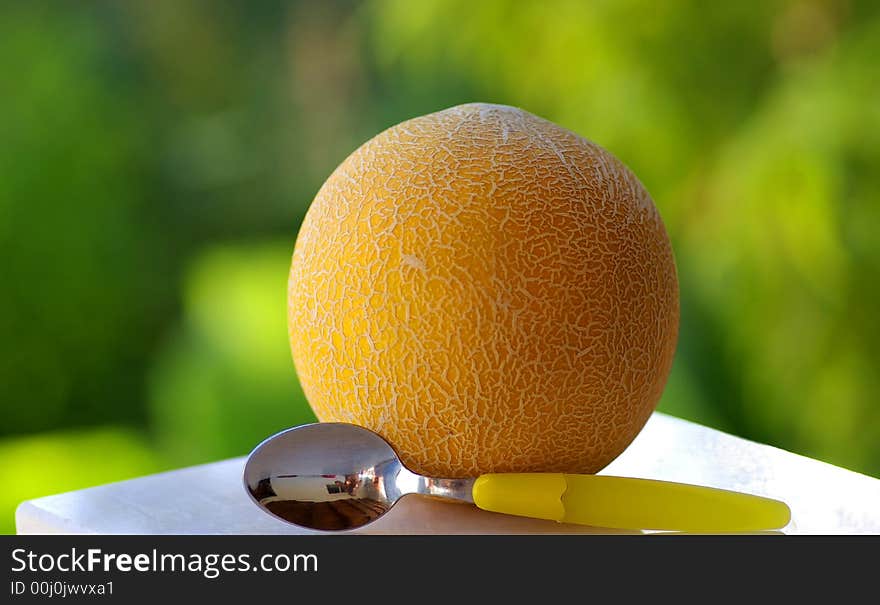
288,103,679,478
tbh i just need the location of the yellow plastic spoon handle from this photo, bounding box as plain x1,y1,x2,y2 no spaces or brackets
471,473,791,532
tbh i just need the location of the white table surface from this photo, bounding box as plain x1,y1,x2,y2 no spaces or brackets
16,413,880,535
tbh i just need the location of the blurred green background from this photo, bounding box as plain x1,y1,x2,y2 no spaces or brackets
2,0,879,534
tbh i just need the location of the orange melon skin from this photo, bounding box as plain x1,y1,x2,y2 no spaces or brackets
288,103,679,478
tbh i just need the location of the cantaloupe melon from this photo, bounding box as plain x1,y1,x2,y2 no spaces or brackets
288,103,679,478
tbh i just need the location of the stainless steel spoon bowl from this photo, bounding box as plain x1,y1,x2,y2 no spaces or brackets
243,422,474,531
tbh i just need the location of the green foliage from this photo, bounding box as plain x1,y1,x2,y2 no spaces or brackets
0,428,160,534
0,4,167,435
677,19,880,469
2,0,879,533
149,244,316,466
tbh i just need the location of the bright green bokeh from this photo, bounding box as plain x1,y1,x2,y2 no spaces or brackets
0,428,161,534
2,0,879,533
149,244,316,466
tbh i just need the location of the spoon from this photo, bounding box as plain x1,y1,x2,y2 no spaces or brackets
243,422,791,532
